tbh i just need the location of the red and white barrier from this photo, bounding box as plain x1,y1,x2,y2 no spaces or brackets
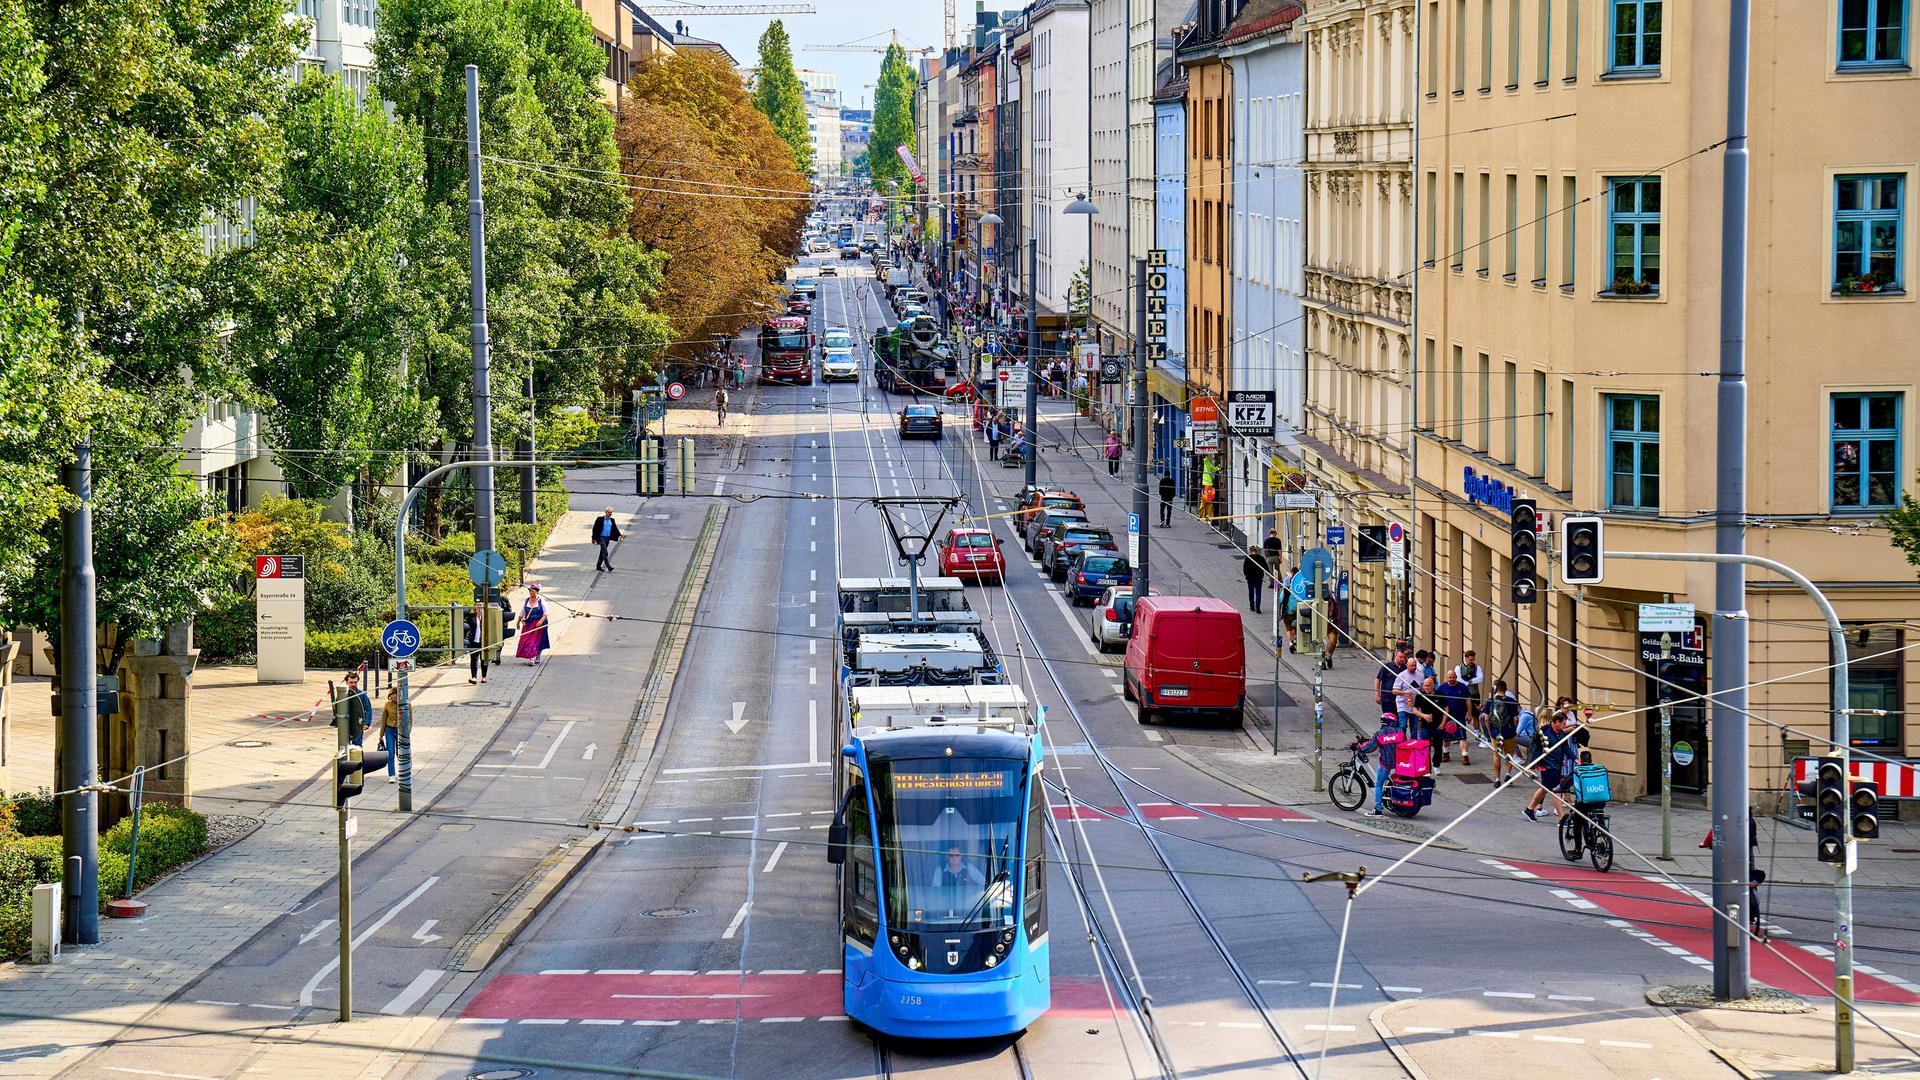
1792,756,1920,799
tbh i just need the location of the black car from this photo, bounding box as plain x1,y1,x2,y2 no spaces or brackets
898,404,943,440
841,245,862,260
1025,508,1091,555
1042,525,1116,580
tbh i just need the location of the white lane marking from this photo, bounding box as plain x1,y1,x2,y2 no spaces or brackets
411,919,442,945
1217,1021,1262,1029
810,516,817,527
103,1069,220,1080
810,540,817,552
761,1017,805,1023
714,477,727,496
192,1001,240,1007
766,811,802,818
473,720,577,771
1599,1040,1653,1049
809,700,820,765
809,667,817,685
809,612,817,628
1305,1024,1356,1032
1533,1035,1586,1045
580,1018,626,1026
1381,986,1424,994
298,919,335,945
540,969,591,975
1404,1027,1455,1035
722,900,752,940
380,968,446,1015
810,569,817,582
1311,982,1363,990
810,589,818,603
1257,979,1300,985
727,702,750,735
299,876,440,1006
1145,731,1164,743
763,842,789,873
760,969,806,975
1484,991,1535,999
1546,994,1595,1001
581,742,597,761
1468,1030,1521,1040
597,969,647,975
520,1018,569,1025
809,639,818,655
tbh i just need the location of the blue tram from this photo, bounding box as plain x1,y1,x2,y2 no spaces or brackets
827,686,1049,1039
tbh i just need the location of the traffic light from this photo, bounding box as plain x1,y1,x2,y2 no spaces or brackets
335,745,390,807
1814,757,1847,863
1851,777,1880,840
1560,515,1605,585
1510,499,1538,605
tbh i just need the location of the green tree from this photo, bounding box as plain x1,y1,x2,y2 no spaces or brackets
1885,483,1920,576
218,77,443,513
868,42,917,195
751,20,812,174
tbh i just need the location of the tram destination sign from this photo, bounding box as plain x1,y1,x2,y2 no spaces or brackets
892,771,1018,793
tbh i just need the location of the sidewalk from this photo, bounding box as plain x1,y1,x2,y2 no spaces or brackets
0,507,636,1077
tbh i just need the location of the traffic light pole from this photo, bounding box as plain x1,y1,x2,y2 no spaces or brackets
330,683,354,1023
1611,549,1852,1066
1658,633,1674,862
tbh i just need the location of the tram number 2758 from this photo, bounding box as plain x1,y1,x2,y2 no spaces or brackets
898,994,923,1007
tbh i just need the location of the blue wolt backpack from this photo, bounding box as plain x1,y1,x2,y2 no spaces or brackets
1571,763,1612,805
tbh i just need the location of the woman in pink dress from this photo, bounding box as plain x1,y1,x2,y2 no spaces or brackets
516,585,551,664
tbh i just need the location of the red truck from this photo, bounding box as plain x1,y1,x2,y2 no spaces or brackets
758,316,814,385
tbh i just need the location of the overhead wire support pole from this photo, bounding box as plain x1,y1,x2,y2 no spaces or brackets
467,65,497,558
1712,0,1754,1006
60,443,100,946
1132,257,1150,601
1609,548,1852,1065
1024,236,1040,491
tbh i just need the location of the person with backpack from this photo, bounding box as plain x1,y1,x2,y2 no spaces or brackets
1525,710,1577,821
1484,680,1520,782
1362,712,1401,817
1453,649,1485,737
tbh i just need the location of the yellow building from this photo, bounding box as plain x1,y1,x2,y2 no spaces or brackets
1416,0,1920,802
1300,0,1417,650
1179,9,1234,502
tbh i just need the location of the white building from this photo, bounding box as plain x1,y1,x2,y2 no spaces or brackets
1088,0,1129,374
796,68,844,176
1028,0,1090,331
1220,4,1306,530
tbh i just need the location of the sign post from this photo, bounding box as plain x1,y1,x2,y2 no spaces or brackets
255,556,307,684
1386,521,1407,581
382,618,422,810
1639,602,1696,860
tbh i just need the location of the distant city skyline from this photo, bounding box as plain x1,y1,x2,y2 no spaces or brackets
653,0,942,110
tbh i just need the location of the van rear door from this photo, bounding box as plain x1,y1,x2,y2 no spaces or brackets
1149,611,1242,709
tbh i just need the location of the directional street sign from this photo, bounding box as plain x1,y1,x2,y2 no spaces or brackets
1226,390,1276,436
1326,525,1347,546
381,619,422,660
1638,602,1696,632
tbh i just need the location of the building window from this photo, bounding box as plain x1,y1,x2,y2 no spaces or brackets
1608,0,1662,73
1831,392,1902,510
1561,176,1577,288
1605,176,1661,294
1508,0,1523,86
1477,352,1491,449
1421,339,1438,428
1504,360,1519,462
1533,370,1548,475
1481,0,1495,90
1424,171,1438,263
1604,394,1660,511
1533,174,1549,283
1840,625,1905,750
1452,171,1465,268
1537,0,1553,83
1451,345,1466,439
1428,0,1442,95
1455,0,1469,92
1833,174,1904,294
1504,173,1518,277
1566,0,1581,77
1839,0,1908,67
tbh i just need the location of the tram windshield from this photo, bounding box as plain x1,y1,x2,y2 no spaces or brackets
873,757,1025,933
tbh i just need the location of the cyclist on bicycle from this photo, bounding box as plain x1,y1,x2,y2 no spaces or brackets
714,386,729,425
1362,712,1400,817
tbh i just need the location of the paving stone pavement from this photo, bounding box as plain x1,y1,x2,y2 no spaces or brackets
0,511,612,1078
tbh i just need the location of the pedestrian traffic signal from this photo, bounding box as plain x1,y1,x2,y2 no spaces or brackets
1509,499,1538,605
1851,777,1880,840
335,745,390,807
1559,515,1605,586
1814,757,1847,863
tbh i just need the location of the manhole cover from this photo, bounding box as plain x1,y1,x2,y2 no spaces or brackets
642,907,696,919
467,1070,535,1080
463,700,503,708
232,740,270,748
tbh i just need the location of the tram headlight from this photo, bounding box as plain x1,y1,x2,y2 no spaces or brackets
1001,929,1015,944
994,942,1006,955
908,956,922,970
984,955,997,968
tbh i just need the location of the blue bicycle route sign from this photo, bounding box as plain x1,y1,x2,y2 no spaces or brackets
381,619,422,659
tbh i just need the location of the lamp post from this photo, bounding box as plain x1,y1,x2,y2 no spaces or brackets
1027,193,1098,493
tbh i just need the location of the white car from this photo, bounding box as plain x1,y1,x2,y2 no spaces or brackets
1088,585,1154,653
818,263,838,276
819,327,859,381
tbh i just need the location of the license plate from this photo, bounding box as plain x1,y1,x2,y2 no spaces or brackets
1159,686,1189,698
969,554,987,561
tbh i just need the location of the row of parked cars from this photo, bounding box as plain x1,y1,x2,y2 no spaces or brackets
930,484,1248,726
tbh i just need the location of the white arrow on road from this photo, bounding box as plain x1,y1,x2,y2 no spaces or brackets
298,919,336,945
299,876,440,1007
412,919,443,945
582,742,598,761
727,701,750,735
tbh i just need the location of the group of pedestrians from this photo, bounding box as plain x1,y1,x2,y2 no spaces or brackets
982,409,1028,463
1370,644,1593,819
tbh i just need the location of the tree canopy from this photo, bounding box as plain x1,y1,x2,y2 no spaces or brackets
868,42,918,195
750,20,812,175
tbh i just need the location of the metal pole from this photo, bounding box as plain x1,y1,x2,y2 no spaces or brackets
59,444,100,946
333,683,353,1022
1659,634,1674,861
1313,674,1325,787
466,65,497,556
521,374,536,525
1132,258,1151,601
1023,237,1040,491
1712,0,1753,1003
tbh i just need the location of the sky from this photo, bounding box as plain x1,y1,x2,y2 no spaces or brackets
649,0,945,110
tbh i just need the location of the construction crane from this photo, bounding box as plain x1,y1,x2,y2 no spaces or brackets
945,0,955,50
803,30,932,54
648,2,818,13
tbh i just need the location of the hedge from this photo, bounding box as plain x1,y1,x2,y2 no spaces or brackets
0,803,208,960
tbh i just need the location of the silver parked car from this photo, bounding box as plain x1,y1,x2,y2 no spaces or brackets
1088,585,1153,652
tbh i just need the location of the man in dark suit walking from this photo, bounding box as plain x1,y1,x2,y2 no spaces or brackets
591,508,623,571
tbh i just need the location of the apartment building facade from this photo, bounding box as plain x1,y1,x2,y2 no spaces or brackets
1221,2,1306,535
1177,2,1238,516
1152,66,1190,493
1416,0,1920,800
1089,0,1132,379
1030,0,1092,346
1298,0,1418,649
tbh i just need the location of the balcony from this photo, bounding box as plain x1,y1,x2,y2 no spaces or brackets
1303,268,1411,328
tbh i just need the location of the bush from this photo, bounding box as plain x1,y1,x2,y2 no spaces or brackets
10,834,63,881
307,626,382,670
10,790,57,837
195,595,256,663
104,803,209,890
0,805,209,959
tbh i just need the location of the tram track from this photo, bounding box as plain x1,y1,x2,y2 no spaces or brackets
873,1033,1036,1080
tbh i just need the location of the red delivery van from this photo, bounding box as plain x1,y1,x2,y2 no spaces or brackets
1122,596,1246,725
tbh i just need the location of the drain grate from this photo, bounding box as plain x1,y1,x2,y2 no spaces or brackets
467,1070,535,1080
642,907,695,919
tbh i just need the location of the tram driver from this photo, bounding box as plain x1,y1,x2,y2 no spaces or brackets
936,845,986,888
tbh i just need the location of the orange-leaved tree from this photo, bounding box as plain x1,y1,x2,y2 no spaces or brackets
620,50,808,372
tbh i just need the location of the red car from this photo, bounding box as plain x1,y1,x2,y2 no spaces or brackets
938,527,1005,582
